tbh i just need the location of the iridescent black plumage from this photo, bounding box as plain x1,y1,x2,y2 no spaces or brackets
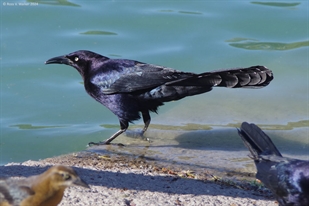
238,122,309,206
46,50,273,145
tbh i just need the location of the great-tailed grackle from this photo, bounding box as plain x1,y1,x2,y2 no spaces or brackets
45,50,273,145
238,122,309,206
0,165,89,206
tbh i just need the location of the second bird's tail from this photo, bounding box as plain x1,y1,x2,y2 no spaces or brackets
238,122,282,160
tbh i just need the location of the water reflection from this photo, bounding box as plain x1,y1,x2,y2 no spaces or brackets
80,31,118,36
258,120,309,130
159,10,203,15
251,2,301,8
10,124,65,130
227,38,309,51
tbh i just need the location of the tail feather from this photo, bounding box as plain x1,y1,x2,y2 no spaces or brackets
238,122,282,159
208,66,273,88
169,66,273,88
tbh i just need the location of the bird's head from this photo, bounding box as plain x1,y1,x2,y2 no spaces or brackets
45,50,109,77
46,165,90,190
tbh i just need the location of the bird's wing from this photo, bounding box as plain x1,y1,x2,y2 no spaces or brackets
0,179,35,206
92,62,195,94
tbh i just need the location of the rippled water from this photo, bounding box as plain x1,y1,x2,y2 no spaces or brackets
1,1,308,167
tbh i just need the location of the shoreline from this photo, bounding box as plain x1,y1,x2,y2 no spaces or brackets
0,149,278,206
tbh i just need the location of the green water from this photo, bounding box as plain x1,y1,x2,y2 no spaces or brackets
1,0,308,165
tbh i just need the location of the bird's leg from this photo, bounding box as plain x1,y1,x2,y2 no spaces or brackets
88,120,128,146
141,111,151,135
141,111,151,142
140,111,152,142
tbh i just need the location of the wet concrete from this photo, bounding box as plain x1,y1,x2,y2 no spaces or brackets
87,124,309,181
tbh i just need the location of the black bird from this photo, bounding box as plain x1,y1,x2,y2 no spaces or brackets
238,122,309,206
45,50,273,145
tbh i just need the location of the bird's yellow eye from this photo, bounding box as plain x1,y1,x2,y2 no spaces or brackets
74,57,79,62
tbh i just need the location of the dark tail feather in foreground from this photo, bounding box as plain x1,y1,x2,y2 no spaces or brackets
168,66,273,89
237,122,282,159
238,122,309,206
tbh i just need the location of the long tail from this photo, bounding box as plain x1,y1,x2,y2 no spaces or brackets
238,122,282,159
168,66,273,88
143,66,273,102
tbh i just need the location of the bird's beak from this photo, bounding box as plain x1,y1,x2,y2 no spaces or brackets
45,55,70,65
73,177,90,189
